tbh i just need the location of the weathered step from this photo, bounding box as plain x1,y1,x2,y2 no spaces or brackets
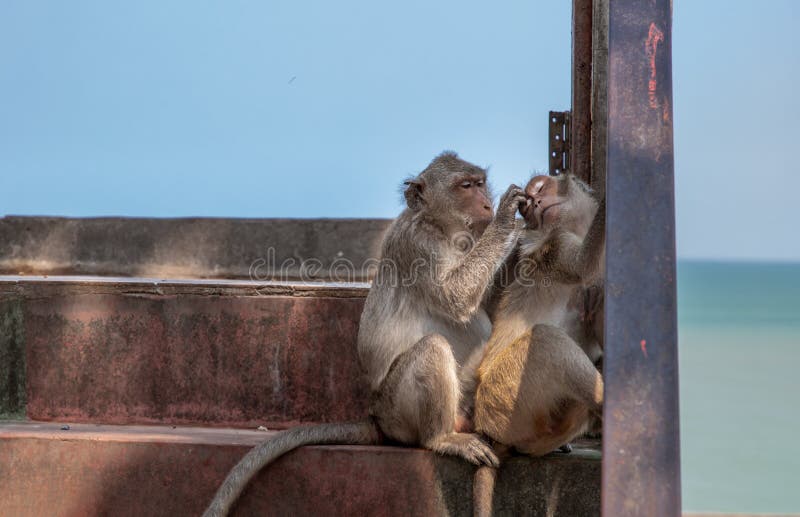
0,276,370,427
0,216,390,280
0,421,601,517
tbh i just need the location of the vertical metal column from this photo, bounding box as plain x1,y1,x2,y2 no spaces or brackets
590,0,609,198
602,0,681,515
571,0,593,185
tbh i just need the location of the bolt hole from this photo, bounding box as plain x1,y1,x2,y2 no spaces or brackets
551,152,557,157
555,135,560,140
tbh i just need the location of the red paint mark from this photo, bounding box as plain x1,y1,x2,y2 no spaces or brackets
646,22,664,109
640,339,648,358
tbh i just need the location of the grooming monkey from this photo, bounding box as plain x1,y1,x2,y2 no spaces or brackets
471,173,605,516
204,151,526,517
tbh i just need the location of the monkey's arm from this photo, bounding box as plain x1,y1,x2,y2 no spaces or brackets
574,197,605,281
483,243,521,322
544,198,605,283
423,185,525,323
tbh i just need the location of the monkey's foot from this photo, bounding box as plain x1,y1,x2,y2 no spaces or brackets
558,443,573,454
427,433,500,467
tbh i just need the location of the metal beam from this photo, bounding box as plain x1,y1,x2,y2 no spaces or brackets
591,0,609,198
571,0,593,185
602,0,681,515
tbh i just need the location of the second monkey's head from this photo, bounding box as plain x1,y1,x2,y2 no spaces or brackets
519,173,597,233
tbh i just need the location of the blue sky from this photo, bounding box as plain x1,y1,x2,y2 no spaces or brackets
1,1,798,261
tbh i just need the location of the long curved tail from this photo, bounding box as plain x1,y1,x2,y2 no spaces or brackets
472,443,509,517
473,465,498,517
204,420,381,517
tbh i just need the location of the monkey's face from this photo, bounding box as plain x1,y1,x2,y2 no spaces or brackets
520,175,566,230
452,173,494,234
407,152,495,235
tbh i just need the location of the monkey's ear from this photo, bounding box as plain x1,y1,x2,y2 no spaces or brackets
403,179,425,211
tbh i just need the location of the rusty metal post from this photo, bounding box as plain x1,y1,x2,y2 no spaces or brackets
591,0,609,198
571,0,593,185
602,0,681,515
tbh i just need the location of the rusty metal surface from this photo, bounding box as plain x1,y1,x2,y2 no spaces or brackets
0,421,601,517
0,275,370,298
591,0,610,198
572,0,594,184
549,111,571,175
4,280,370,428
602,0,680,516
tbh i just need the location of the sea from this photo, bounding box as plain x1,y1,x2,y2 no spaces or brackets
678,260,800,513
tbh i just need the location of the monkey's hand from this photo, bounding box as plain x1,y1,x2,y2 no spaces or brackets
494,184,527,230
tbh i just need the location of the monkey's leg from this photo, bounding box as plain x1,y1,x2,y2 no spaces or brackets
515,402,590,457
372,334,499,467
509,325,601,457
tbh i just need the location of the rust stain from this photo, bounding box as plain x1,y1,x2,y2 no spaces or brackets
646,22,664,109
640,339,648,358
23,293,370,427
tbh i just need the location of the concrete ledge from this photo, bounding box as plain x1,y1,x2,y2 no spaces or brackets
0,216,391,280
0,421,601,517
1,277,370,427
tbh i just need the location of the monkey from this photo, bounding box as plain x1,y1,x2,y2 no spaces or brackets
203,151,527,517
470,173,605,517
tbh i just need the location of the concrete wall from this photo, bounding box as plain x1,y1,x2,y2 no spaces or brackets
0,216,391,280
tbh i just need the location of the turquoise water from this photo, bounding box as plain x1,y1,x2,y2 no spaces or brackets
678,261,800,513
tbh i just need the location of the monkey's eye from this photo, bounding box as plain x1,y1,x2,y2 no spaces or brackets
475,180,485,188
460,181,472,189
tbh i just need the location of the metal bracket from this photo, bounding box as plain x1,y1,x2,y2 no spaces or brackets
549,110,571,175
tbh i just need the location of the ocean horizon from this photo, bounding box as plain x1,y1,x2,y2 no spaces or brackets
677,259,800,513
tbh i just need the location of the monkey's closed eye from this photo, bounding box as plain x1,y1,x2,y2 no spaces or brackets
461,181,472,189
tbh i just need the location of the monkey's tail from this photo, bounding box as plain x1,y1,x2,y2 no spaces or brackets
203,420,382,517
472,443,509,517
473,465,498,517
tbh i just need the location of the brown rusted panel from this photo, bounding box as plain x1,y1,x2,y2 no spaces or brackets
572,0,593,184
602,0,680,516
20,287,369,427
0,422,601,517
